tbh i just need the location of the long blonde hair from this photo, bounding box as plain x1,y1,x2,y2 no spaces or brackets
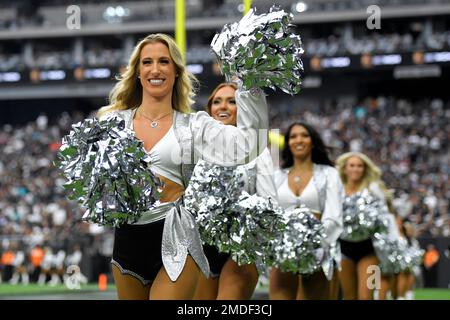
97,33,198,118
336,152,392,204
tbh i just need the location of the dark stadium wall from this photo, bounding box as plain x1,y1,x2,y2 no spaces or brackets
291,70,450,106
419,237,450,289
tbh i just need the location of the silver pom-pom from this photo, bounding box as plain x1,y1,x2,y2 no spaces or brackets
55,115,163,227
211,5,304,94
403,245,425,272
373,233,424,274
268,206,326,274
340,189,389,242
373,233,408,274
184,160,284,265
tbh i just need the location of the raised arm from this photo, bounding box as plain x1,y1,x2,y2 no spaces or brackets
191,88,268,166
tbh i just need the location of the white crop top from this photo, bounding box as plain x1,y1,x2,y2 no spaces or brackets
100,88,270,188
130,108,184,186
277,175,320,213
274,165,344,246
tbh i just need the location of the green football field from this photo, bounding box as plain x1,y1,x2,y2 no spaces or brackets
0,283,104,296
413,288,450,300
0,284,449,300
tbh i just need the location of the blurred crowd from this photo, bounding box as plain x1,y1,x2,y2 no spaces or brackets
1,0,449,74
305,31,450,57
0,48,124,72
1,0,449,30
1,23,449,71
0,111,113,284
0,94,449,284
1,31,449,72
271,96,450,238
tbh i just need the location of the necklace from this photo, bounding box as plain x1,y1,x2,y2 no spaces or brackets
289,169,302,184
138,109,173,128
290,165,313,184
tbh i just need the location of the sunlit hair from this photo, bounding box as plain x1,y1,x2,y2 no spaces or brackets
336,151,392,203
97,33,198,118
205,82,238,115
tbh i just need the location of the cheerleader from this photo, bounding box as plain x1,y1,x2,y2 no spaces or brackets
378,207,402,300
48,249,66,286
269,122,344,300
336,151,398,300
38,246,54,285
396,219,420,300
9,243,29,285
192,83,277,300
96,34,268,300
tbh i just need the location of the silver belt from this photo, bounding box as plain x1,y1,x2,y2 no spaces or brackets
131,198,210,282
132,201,176,225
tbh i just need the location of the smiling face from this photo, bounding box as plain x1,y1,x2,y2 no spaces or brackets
344,156,365,184
288,124,313,160
138,41,176,100
210,85,237,126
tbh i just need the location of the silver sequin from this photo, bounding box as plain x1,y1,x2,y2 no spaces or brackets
340,189,389,242
184,160,284,266
268,205,326,274
211,5,304,94
55,115,163,227
373,234,424,274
